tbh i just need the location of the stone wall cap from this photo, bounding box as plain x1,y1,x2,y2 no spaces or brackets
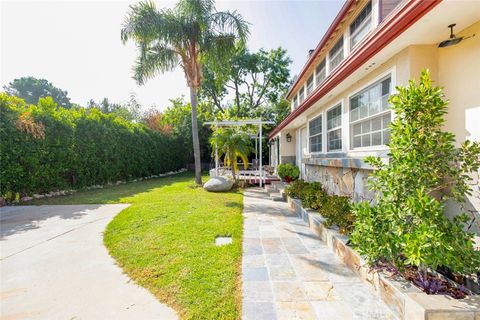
406,292,480,312
304,157,382,170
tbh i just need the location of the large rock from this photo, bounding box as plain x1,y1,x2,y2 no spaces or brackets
203,176,234,192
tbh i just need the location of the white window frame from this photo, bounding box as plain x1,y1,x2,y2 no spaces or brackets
372,0,380,27
293,94,298,109
329,35,344,72
299,86,305,104
326,102,343,153
308,113,323,154
306,75,314,97
347,67,396,152
315,59,327,88
349,1,373,50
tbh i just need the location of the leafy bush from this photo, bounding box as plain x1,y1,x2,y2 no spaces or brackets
299,182,327,210
285,179,307,199
285,180,326,210
319,195,354,235
0,94,188,200
277,163,300,182
285,180,354,234
350,70,480,275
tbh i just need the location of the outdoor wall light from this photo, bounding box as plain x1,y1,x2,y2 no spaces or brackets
286,133,292,142
438,24,475,48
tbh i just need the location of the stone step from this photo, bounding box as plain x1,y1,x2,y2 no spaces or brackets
270,192,286,202
271,181,287,193
265,185,276,193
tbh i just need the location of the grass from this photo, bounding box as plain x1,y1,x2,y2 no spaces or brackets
32,172,244,319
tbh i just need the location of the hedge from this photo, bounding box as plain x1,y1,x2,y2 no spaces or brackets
0,94,187,200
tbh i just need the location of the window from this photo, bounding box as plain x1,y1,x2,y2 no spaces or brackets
309,115,322,153
350,77,392,149
329,37,344,71
316,59,326,87
350,1,372,48
327,104,342,151
380,0,402,22
306,75,314,96
299,87,305,104
293,95,298,109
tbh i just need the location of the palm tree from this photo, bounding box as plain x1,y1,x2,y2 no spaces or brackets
121,0,249,185
209,128,252,181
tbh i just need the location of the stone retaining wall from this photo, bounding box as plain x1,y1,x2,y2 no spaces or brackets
304,157,480,239
287,196,480,320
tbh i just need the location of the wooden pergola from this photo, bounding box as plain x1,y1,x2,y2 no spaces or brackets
204,119,275,187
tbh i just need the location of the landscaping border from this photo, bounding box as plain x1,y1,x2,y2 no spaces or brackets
4,168,187,206
286,195,480,320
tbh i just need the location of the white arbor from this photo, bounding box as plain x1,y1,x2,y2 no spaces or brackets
204,119,274,187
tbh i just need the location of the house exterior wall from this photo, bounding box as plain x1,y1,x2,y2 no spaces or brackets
295,33,480,235
301,46,411,201
271,0,480,237
278,131,296,165
438,21,480,146
437,21,480,236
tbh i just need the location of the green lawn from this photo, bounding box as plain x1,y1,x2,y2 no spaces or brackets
33,172,244,319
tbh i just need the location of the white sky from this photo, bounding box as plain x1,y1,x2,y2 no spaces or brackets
0,0,343,111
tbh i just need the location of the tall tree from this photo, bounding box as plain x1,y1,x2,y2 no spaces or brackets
3,76,71,108
121,0,249,184
200,47,291,119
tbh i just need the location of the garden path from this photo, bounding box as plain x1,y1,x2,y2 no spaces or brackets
242,187,395,320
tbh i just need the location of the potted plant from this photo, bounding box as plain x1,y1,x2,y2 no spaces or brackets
277,163,300,183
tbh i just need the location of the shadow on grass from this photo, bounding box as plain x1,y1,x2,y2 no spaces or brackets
225,201,243,209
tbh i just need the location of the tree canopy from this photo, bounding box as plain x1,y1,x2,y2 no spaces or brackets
200,46,292,123
4,76,72,108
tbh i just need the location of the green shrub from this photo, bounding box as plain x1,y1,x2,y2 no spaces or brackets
318,195,354,235
285,180,326,210
350,70,480,275
286,180,354,234
0,94,188,200
277,163,300,182
300,182,327,210
285,179,307,199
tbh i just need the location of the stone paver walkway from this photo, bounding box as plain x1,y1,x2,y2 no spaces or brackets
242,188,395,320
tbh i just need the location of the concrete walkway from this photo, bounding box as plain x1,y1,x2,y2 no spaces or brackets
241,188,395,320
0,205,178,320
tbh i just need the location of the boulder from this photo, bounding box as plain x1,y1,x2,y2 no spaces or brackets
203,176,234,192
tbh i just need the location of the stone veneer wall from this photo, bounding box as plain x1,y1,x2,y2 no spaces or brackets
304,158,376,203
304,159,480,242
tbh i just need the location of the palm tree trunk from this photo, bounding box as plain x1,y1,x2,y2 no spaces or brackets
230,151,236,181
189,86,202,185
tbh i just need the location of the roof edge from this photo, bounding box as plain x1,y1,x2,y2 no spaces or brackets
269,0,442,140
286,0,356,100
